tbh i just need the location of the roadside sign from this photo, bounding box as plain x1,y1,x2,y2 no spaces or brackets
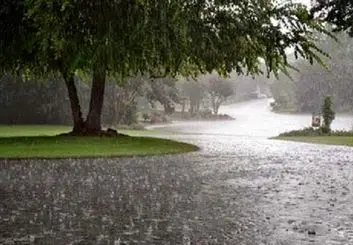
311,114,321,128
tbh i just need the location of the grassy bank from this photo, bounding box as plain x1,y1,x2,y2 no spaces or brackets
0,125,198,159
274,136,353,147
0,125,159,137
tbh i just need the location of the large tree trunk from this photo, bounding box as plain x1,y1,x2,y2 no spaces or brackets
84,66,106,134
63,73,85,133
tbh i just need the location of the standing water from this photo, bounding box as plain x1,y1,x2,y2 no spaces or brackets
1,99,353,245
154,98,353,138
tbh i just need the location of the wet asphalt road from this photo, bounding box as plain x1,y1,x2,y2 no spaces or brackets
1,99,353,245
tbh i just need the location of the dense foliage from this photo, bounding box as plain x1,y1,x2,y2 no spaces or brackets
0,74,144,126
312,0,353,36
322,96,335,132
145,77,180,114
1,0,330,134
0,72,262,125
269,32,353,113
207,76,234,114
279,127,353,137
0,74,72,124
277,95,352,137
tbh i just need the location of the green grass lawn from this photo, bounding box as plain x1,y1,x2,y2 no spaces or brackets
0,125,198,159
274,136,353,147
0,125,160,137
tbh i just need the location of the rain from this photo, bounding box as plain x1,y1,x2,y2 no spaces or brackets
2,0,353,244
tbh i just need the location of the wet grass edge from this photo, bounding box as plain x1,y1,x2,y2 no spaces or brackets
271,136,353,147
0,136,200,160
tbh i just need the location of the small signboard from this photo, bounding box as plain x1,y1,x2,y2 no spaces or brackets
311,114,321,128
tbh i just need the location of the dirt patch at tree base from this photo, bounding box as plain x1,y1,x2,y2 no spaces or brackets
58,128,129,137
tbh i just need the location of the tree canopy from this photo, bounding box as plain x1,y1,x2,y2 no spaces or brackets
311,0,353,36
1,0,330,135
268,31,353,113
207,75,234,114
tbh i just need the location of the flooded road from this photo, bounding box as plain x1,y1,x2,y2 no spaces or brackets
1,99,353,244
155,98,353,137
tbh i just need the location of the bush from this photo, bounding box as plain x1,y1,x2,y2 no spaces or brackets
200,109,213,119
179,110,234,121
181,112,191,120
0,75,73,125
279,127,321,137
320,126,330,134
329,130,353,136
217,114,234,120
321,96,335,132
150,112,170,124
142,113,150,122
279,127,353,137
270,101,279,110
116,124,145,130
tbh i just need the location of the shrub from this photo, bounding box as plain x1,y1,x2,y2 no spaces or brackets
279,127,322,137
279,127,353,137
270,101,279,110
329,130,353,136
150,112,169,124
320,126,330,134
200,109,213,119
321,96,335,132
116,124,145,130
142,113,150,122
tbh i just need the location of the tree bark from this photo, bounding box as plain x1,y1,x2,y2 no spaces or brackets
85,66,106,134
63,72,85,133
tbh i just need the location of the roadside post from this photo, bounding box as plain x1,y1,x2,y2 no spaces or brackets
311,113,321,128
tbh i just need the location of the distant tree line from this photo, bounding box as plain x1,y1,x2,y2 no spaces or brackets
0,74,72,124
0,74,145,126
269,32,353,113
0,72,248,125
0,0,330,135
178,74,235,115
